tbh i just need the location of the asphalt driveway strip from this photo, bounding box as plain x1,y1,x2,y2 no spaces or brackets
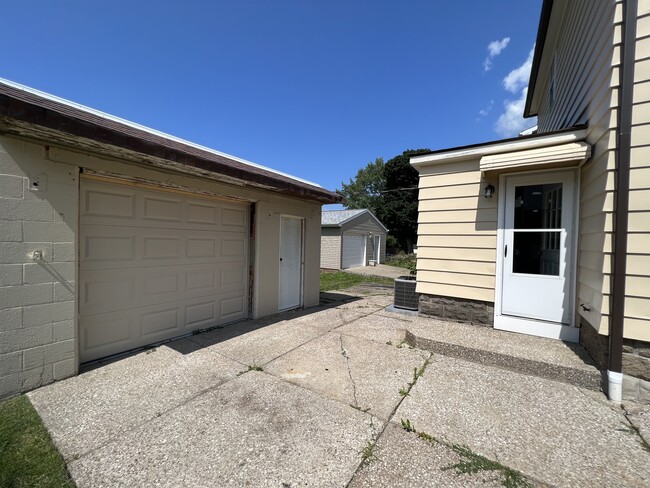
27,289,650,487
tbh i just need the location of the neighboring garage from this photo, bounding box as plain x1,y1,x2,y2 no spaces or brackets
320,209,388,270
0,78,341,398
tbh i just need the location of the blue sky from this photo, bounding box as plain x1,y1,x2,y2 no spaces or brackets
1,1,541,198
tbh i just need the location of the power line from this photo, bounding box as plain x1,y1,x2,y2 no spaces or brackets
378,186,419,193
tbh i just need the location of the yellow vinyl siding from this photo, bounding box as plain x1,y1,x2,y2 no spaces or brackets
625,3,650,341
416,247,496,261
535,0,622,337
417,270,494,291
417,209,496,224
417,234,496,249
419,183,482,200
416,160,496,302
419,196,493,211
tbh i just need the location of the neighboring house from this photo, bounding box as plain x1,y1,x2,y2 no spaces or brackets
0,79,340,399
321,209,387,269
410,0,650,402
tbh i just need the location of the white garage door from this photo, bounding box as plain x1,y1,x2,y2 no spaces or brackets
342,234,365,269
79,178,249,362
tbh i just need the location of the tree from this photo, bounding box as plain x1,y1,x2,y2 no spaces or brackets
337,150,430,253
377,149,430,252
337,158,385,217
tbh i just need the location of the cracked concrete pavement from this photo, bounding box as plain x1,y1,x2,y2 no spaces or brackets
28,286,650,487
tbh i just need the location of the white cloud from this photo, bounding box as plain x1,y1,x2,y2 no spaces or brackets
483,37,510,72
493,45,537,137
502,46,535,93
478,99,494,117
488,37,511,57
494,87,536,136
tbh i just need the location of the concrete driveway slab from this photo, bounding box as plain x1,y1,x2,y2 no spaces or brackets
265,331,430,420
348,422,509,488
336,313,411,345
188,317,323,367
396,354,650,487
25,292,650,487
285,305,379,335
68,371,381,488
28,343,244,459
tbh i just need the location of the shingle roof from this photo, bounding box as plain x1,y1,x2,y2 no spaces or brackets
321,209,366,226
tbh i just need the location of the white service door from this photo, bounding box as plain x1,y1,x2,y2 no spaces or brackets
342,234,365,268
279,216,303,311
79,179,249,362
501,171,575,324
373,235,381,262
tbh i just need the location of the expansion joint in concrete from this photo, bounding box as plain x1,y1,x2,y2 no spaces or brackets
344,352,433,488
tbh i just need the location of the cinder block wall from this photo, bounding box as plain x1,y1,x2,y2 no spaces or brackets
0,136,79,399
320,228,341,269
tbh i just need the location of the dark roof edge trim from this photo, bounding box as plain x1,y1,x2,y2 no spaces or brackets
0,82,341,204
410,124,585,159
524,0,555,117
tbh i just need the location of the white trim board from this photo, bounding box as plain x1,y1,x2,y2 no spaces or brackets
494,315,580,343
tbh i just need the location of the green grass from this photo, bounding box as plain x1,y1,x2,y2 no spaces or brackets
320,271,393,291
385,253,416,274
0,395,73,488
443,444,531,488
398,418,531,488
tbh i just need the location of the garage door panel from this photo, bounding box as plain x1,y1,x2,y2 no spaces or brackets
80,179,249,362
186,268,217,291
342,234,365,269
186,237,216,258
80,292,244,362
81,227,246,270
186,301,217,328
141,307,181,337
80,263,246,316
83,187,136,219
221,262,247,290
219,293,247,321
142,195,183,222
221,205,248,229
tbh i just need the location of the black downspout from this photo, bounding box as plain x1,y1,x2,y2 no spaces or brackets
609,0,637,398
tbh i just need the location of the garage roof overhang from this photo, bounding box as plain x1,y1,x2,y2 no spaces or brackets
0,79,342,205
410,125,589,175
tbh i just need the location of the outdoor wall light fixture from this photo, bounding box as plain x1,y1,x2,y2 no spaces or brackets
484,183,495,199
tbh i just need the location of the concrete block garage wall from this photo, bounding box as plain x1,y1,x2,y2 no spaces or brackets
0,136,79,398
320,227,341,269
0,128,325,399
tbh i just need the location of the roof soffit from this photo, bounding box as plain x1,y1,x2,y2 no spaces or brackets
526,0,569,116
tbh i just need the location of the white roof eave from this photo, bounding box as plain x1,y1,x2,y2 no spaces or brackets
410,128,588,169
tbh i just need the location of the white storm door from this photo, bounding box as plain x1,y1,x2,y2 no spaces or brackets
279,216,303,311
501,171,575,324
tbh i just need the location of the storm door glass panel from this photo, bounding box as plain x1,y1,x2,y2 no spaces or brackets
512,183,562,276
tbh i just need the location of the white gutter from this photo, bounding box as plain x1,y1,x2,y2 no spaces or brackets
0,77,322,188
